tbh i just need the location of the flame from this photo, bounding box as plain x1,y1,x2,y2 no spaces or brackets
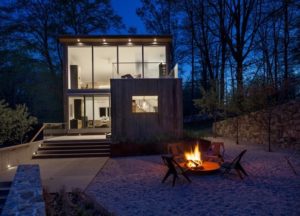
185,144,203,168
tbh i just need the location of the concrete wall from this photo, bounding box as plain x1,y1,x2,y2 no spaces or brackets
214,100,300,149
0,141,41,173
111,78,183,142
1,165,46,215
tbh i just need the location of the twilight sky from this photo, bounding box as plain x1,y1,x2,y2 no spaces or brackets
111,0,146,34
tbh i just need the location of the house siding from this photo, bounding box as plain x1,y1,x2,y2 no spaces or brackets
111,78,183,142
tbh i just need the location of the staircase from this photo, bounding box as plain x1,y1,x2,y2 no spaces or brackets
0,181,12,214
32,138,111,159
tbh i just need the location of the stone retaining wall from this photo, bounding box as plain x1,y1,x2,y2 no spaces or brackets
214,100,300,149
0,141,41,172
1,165,46,215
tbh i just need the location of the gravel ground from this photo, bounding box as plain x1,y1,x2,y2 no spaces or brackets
86,138,300,216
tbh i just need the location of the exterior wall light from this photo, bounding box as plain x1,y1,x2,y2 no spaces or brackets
7,164,11,169
153,38,157,44
102,38,108,45
77,39,80,42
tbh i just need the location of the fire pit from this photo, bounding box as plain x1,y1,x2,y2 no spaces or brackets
183,143,220,174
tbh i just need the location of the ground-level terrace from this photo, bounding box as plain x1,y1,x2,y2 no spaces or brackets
1,137,299,215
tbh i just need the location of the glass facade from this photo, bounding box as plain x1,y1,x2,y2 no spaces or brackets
66,41,169,130
67,45,167,89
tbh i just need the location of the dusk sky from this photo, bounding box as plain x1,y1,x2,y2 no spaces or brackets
111,0,146,34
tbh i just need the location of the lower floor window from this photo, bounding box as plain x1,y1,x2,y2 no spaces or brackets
68,95,110,129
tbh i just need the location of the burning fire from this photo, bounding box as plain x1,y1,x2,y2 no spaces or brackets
185,144,203,168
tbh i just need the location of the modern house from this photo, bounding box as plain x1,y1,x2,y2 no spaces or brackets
59,35,183,142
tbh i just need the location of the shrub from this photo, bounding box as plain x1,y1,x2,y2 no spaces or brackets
0,100,37,145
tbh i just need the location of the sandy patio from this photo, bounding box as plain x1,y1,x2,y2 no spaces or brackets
86,139,300,216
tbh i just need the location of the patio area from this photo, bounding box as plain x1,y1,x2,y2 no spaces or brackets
86,138,300,216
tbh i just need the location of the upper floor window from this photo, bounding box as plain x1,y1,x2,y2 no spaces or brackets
144,46,166,78
94,46,117,89
68,47,92,89
117,46,143,78
67,44,167,90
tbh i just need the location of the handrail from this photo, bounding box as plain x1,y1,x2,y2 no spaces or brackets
30,124,47,143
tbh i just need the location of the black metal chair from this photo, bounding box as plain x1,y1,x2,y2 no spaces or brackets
161,155,191,186
221,149,248,179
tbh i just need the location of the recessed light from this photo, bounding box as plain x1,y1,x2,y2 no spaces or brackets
127,38,133,45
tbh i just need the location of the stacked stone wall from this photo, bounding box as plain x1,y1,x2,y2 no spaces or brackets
1,165,46,215
214,100,300,149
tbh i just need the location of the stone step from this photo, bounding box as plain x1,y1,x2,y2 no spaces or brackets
0,182,12,188
43,139,111,145
32,152,110,159
36,149,110,154
38,145,110,150
42,142,111,147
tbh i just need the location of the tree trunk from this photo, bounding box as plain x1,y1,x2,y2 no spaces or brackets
283,0,290,96
236,116,239,145
236,60,244,109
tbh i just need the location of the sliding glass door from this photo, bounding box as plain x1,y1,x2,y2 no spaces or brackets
68,95,110,130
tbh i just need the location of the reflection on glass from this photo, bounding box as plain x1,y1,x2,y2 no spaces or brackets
132,96,158,113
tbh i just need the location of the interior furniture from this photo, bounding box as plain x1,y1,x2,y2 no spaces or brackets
167,143,185,163
159,63,167,77
221,149,248,179
70,65,78,89
161,155,191,187
70,119,82,129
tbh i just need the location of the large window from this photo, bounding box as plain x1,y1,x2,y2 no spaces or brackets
94,46,117,89
132,96,158,113
68,47,92,89
144,46,166,78
68,44,168,90
118,46,143,78
68,96,110,129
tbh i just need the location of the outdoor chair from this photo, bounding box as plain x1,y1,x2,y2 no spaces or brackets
205,142,225,163
221,149,248,179
161,155,191,186
167,143,185,163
